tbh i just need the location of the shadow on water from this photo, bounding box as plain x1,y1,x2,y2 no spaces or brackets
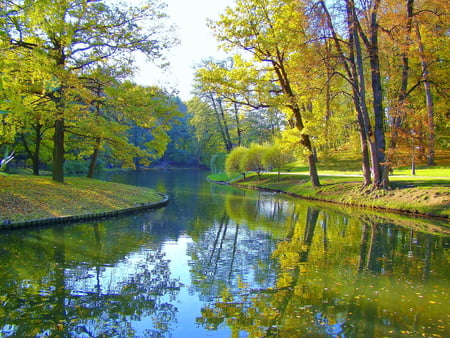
0,170,448,337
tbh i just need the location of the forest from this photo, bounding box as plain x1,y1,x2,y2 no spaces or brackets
1,0,448,189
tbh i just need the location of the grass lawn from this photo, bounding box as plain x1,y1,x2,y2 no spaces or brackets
211,149,449,219
0,175,164,223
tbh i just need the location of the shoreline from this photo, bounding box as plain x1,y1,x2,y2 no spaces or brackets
1,193,169,230
207,175,450,221
0,175,169,230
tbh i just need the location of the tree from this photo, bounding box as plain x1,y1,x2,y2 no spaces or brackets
1,0,176,182
241,143,266,180
262,143,295,181
103,82,180,171
210,0,321,187
188,96,228,165
225,146,249,179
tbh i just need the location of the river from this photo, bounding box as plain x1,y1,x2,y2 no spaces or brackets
0,170,448,337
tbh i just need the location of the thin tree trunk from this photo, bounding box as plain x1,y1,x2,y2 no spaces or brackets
389,0,414,169
354,25,380,187
218,98,233,150
320,0,372,186
87,137,101,178
415,24,435,166
33,129,41,176
209,93,233,152
272,64,320,187
346,0,373,186
52,117,65,183
232,99,242,146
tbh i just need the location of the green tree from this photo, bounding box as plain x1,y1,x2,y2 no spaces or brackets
262,143,295,181
210,0,321,187
241,143,266,180
187,96,227,165
225,146,248,179
1,0,175,182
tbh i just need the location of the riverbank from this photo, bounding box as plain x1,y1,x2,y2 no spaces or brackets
0,174,168,227
208,173,450,220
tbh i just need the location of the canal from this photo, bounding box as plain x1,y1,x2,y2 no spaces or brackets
0,170,448,337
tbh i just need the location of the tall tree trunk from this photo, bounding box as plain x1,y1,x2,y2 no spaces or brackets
232,99,242,146
354,24,380,187
32,127,41,176
346,0,374,186
367,0,388,188
20,122,43,176
272,63,320,187
320,0,372,186
415,24,435,166
389,0,414,169
87,137,101,178
218,98,234,150
209,93,233,152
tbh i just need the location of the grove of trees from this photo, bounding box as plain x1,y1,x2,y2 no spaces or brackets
0,0,179,182
1,0,448,190
191,0,449,189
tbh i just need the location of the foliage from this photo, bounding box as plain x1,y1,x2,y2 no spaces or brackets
0,0,177,182
241,143,266,180
200,0,450,189
262,143,295,180
210,152,227,174
225,146,248,178
162,98,201,166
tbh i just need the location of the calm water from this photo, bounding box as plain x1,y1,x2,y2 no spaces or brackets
0,170,448,337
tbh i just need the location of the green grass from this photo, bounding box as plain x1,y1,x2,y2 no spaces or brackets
0,175,165,223
210,167,450,219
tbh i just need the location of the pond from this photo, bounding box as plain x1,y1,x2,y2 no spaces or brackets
0,170,448,337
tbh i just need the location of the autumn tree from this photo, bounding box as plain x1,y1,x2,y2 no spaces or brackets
210,0,322,187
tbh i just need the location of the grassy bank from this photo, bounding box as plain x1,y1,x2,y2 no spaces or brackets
0,175,164,223
209,172,450,219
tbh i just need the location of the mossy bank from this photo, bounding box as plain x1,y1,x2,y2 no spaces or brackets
0,175,167,227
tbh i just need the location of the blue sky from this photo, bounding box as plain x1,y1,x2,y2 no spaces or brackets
134,0,234,101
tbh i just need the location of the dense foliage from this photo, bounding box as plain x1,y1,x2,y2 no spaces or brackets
0,0,178,181
193,0,449,189
1,0,448,188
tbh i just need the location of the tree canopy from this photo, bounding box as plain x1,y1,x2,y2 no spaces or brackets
0,0,177,182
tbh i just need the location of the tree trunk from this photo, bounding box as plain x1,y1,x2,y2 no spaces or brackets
415,24,435,166
32,141,40,176
52,117,65,183
346,0,374,186
389,0,414,162
209,93,233,152
232,99,242,146
272,63,320,187
87,137,101,178
321,0,372,186
368,0,388,188
353,24,379,187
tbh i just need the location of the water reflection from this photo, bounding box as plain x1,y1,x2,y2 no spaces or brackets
0,170,448,337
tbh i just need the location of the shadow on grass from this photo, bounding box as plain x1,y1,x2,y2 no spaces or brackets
391,179,450,188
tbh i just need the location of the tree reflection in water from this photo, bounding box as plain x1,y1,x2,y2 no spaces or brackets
190,193,449,338
0,171,448,337
0,218,182,337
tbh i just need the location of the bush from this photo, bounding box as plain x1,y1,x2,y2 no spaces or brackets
225,146,248,179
